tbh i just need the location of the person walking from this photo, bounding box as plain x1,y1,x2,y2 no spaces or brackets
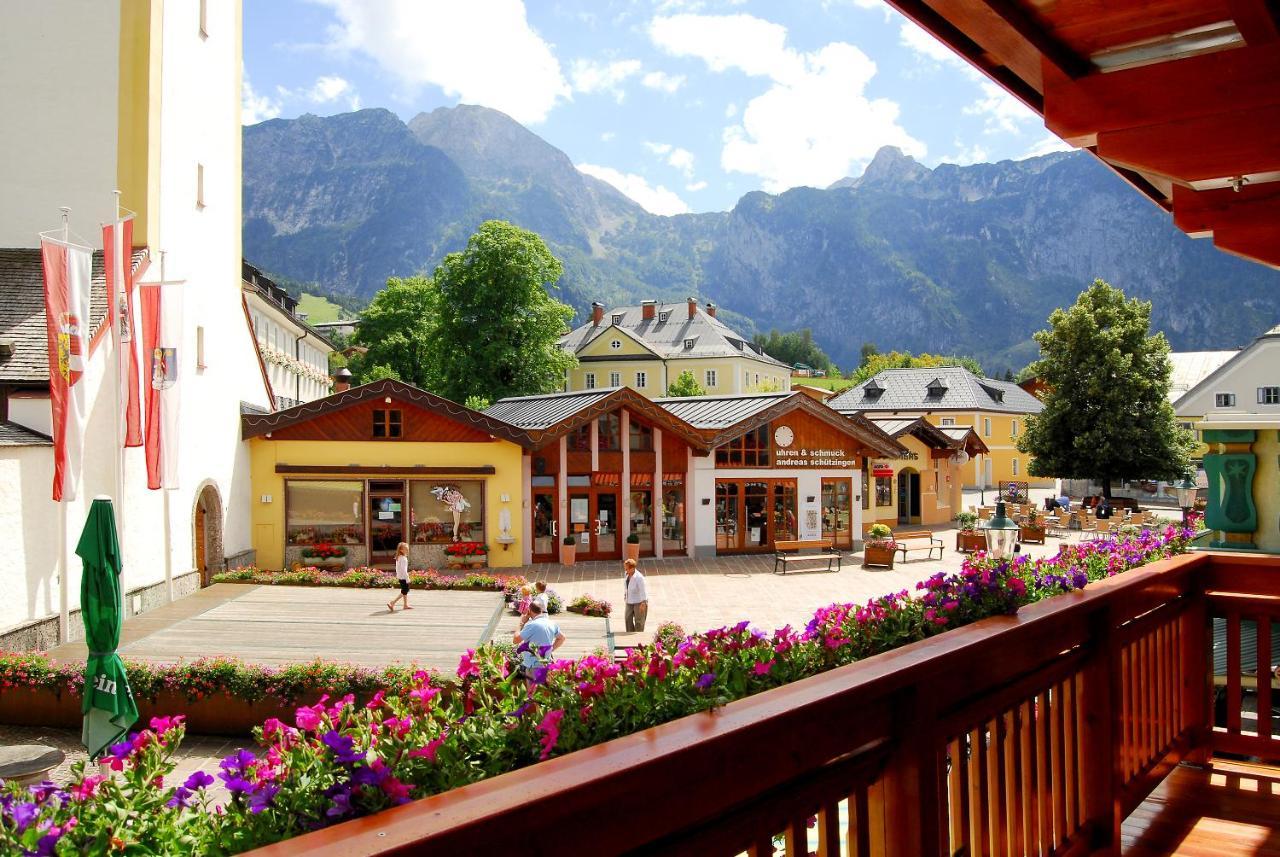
624,558,648,633
513,601,564,681
387,542,412,612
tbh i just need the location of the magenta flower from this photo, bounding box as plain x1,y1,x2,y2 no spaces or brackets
408,736,446,762
457,649,481,679
537,709,565,760
752,660,775,676
294,705,322,732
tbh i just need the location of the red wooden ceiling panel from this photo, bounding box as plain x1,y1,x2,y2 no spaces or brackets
1029,0,1233,57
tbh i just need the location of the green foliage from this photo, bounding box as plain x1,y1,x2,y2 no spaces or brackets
859,342,879,367
1016,280,1195,494
463,395,491,411
848,350,986,384
751,328,833,372
954,511,979,532
423,220,576,403
351,276,436,386
665,369,706,397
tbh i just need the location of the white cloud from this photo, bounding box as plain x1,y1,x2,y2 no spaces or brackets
600,131,616,142
242,70,282,125
641,70,686,93
686,180,708,192
941,141,989,166
652,14,925,192
644,141,697,179
577,163,691,215
307,74,352,103
316,0,570,124
724,102,738,118
1021,134,1073,159
964,81,1039,134
570,58,642,102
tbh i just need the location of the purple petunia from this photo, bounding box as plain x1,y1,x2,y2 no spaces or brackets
184,770,215,791
166,787,194,809
219,748,256,773
321,730,366,765
695,672,715,690
248,783,280,814
220,774,253,795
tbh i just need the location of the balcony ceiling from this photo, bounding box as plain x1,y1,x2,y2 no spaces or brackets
885,0,1280,269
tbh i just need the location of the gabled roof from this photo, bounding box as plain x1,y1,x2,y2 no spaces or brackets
828,367,1044,415
484,387,709,451
867,417,955,450
937,425,990,455
241,379,533,446
0,420,53,447
0,247,148,384
657,391,906,458
559,302,788,367
1167,350,1239,404
1173,326,1280,416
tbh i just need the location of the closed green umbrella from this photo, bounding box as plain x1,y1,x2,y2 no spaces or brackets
78,497,138,760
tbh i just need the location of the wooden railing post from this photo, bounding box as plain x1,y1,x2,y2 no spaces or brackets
1183,570,1211,765
874,687,943,857
1080,606,1121,853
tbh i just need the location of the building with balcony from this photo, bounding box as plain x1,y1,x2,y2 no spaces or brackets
242,260,336,409
559,298,791,397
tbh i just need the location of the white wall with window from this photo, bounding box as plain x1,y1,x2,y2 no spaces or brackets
246,294,335,407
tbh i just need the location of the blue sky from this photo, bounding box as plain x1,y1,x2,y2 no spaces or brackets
243,0,1071,215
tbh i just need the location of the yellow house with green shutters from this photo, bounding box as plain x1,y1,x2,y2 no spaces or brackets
829,367,1051,490
560,298,791,397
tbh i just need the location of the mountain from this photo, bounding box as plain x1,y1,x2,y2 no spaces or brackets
242,106,1280,372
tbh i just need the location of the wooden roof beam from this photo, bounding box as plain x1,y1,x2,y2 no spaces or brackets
1212,224,1280,269
1173,182,1280,236
1229,0,1280,45
1096,104,1280,184
1044,42,1280,145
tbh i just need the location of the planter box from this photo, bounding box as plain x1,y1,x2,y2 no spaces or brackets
302,557,348,570
624,542,641,563
862,545,896,569
956,531,987,553
1020,526,1047,545
0,687,297,736
444,556,488,570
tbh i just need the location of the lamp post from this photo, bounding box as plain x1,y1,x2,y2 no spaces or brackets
1174,474,1198,526
984,499,1020,560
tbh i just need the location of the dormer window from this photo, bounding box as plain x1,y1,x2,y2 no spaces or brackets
684,338,696,350
926,377,949,398
864,379,884,398
978,382,1004,403
611,314,623,326
658,311,670,323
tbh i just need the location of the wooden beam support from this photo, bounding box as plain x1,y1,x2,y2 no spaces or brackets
1096,104,1280,184
977,0,1093,79
1229,0,1280,46
888,0,1048,94
1212,224,1280,269
1044,43,1280,144
1172,182,1280,235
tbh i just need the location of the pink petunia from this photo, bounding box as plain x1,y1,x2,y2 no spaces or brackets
753,660,775,676
457,649,481,679
295,705,322,732
408,736,446,762
537,709,565,761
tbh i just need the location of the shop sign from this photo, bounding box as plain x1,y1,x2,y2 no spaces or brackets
775,447,858,468
871,463,895,477
899,451,919,460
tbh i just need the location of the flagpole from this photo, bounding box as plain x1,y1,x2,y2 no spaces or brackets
111,190,127,567
57,206,72,644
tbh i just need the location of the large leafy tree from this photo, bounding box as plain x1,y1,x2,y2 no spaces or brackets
424,220,575,403
1017,279,1194,497
848,350,985,384
350,276,436,385
751,328,833,372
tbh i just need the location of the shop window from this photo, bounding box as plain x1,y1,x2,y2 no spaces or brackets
373,409,403,438
567,423,591,452
875,476,893,507
629,420,654,451
598,412,621,451
635,371,647,389
410,481,484,544
1215,393,1235,407
661,475,685,552
715,425,770,467
705,369,717,387
629,487,653,554
286,480,364,546
585,372,596,390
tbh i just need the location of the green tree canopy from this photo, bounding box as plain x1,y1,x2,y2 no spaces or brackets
751,328,833,372
848,351,985,385
423,221,575,403
1016,279,1194,497
350,277,436,386
665,370,706,398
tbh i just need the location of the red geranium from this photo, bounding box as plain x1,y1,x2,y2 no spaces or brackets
443,541,488,557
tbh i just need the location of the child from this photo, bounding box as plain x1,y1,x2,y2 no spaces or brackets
387,542,412,612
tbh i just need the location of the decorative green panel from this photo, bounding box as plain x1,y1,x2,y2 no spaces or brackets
1202,429,1257,444
1204,453,1257,538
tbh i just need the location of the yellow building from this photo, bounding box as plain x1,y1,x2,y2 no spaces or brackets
862,418,989,527
560,298,791,397
241,380,532,570
829,367,1050,490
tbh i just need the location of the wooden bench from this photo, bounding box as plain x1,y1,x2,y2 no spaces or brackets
892,530,943,562
773,538,841,575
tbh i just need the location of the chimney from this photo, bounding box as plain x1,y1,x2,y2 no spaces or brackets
705,301,717,318
591,302,604,326
333,367,353,393
687,297,698,319
641,299,657,321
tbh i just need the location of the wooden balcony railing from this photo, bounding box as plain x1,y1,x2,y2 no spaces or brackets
251,551,1280,857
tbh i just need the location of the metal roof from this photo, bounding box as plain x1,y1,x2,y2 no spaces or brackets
828,367,1044,415
0,247,146,384
0,420,52,447
559,303,788,367
654,392,792,430
1167,351,1238,403
483,388,617,430
867,417,955,449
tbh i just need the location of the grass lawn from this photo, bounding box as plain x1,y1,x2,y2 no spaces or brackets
297,293,345,324
790,375,856,393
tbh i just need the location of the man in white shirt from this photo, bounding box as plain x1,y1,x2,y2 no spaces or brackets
623,558,648,632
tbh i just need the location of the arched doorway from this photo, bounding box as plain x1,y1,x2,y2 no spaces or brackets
897,468,921,525
193,482,224,586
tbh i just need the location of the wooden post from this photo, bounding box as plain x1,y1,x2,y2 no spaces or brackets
1182,571,1211,764
875,688,943,857
1080,606,1120,851
653,427,663,559
620,409,630,545
558,436,568,551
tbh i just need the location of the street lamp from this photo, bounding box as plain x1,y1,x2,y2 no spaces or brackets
1174,473,1198,525
984,499,1020,560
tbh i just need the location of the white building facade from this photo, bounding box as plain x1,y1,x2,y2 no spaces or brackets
0,0,270,647
243,262,335,408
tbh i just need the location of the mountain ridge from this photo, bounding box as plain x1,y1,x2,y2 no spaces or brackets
242,105,1280,372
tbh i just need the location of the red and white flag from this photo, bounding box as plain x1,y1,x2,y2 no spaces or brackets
103,216,142,447
40,237,93,502
140,281,183,490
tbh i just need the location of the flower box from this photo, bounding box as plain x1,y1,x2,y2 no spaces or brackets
956,531,988,553
862,544,896,569
1020,525,1046,545
445,556,487,570
0,686,296,736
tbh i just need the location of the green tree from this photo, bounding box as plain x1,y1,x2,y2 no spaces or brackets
859,342,879,368
665,370,706,398
463,394,491,411
423,221,576,402
1016,279,1194,498
751,328,833,372
351,276,436,386
848,351,985,385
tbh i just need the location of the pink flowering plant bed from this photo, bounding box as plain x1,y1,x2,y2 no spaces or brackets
0,526,1197,853
213,566,525,592
566,594,612,617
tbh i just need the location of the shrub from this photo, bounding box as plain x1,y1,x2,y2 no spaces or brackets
211,567,525,593
954,512,979,532
442,542,488,557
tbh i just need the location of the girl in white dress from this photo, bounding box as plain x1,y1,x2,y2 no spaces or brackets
387,542,412,612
